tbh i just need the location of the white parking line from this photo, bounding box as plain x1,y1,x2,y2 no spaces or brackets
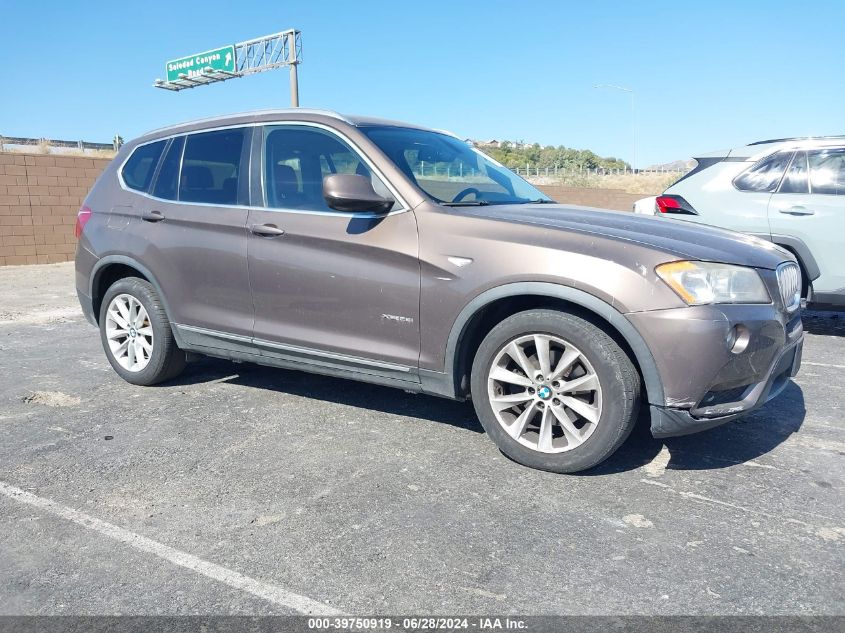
639,478,843,529
803,361,845,370
0,480,344,616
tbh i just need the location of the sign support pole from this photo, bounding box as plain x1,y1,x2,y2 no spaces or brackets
289,63,299,107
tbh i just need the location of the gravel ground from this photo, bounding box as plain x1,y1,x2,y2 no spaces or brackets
0,263,842,616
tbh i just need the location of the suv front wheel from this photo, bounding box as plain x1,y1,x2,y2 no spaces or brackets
99,277,185,386
471,309,640,473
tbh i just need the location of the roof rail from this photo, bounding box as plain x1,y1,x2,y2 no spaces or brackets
142,108,353,137
748,135,845,146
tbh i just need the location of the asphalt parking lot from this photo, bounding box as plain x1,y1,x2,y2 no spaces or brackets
0,262,842,616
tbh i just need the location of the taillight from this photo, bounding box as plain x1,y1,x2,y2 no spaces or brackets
75,206,93,239
655,195,697,215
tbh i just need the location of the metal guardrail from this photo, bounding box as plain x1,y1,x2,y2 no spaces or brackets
513,165,688,177
0,135,119,151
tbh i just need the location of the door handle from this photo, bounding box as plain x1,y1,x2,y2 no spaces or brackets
250,223,286,237
779,206,815,216
142,210,165,222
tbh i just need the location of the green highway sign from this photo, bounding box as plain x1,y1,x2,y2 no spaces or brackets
154,30,300,102
166,45,236,82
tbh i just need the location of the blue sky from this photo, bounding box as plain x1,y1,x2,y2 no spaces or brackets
2,0,842,166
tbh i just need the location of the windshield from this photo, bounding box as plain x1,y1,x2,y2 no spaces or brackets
361,126,553,205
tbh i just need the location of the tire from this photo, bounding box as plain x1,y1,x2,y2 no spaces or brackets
471,309,640,473
98,277,185,386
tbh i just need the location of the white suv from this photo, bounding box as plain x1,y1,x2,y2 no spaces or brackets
638,137,845,309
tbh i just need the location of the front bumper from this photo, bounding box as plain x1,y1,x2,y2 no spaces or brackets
627,298,804,439
650,333,802,437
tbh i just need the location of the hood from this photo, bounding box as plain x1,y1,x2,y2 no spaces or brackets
459,204,791,270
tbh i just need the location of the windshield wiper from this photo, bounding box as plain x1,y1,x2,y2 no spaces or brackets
526,199,556,204
441,200,490,206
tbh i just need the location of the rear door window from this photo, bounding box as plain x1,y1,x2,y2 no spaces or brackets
179,128,247,205
122,140,166,192
152,136,184,200
734,151,793,193
808,148,845,195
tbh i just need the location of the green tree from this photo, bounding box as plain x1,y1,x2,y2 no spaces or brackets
480,141,629,171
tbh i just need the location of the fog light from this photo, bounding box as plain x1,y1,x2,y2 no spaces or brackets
728,324,751,354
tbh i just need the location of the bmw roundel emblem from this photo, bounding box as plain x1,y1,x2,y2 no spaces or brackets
537,386,552,400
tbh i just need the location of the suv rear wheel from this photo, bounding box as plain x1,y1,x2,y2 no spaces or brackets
471,309,640,473
99,277,185,386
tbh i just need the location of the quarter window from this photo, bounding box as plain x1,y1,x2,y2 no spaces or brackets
734,151,793,193
122,140,166,192
779,151,809,194
263,126,394,212
179,128,246,205
808,148,845,196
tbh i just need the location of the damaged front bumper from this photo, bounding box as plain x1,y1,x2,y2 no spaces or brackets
627,296,804,439
650,333,803,437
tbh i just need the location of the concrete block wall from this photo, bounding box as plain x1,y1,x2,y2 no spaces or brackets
0,153,111,266
538,185,644,212
0,151,651,266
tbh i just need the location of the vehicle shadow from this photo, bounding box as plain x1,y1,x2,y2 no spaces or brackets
802,310,845,337
575,406,665,475
168,356,484,434
663,382,806,471
167,357,806,474
346,215,386,235
582,381,806,475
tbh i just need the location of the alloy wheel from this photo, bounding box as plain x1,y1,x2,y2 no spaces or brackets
487,334,602,453
105,294,154,372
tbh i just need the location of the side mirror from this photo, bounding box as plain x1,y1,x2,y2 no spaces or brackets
322,174,393,214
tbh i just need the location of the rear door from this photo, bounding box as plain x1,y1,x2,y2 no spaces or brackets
135,127,254,337
246,123,421,374
728,150,794,235
767,148,845,295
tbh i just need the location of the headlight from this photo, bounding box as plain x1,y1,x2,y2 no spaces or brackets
656,261,771,305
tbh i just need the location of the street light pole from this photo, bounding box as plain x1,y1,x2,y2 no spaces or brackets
594,84,637,172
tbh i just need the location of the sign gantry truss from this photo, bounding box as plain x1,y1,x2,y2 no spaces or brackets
237,30,301,76
154,30,301,95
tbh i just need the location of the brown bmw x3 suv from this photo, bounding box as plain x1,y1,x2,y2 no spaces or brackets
75,109,804,473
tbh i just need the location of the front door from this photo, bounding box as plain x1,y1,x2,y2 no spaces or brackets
246,124,421,375
768,147,845,296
